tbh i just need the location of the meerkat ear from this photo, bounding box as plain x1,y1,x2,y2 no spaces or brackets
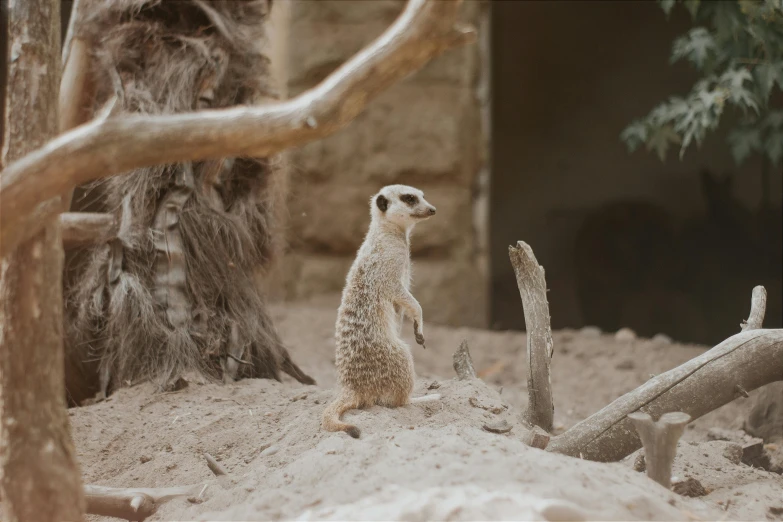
376,195,389,212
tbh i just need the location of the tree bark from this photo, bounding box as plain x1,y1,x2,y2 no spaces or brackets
60,212,117,249
0,0,85,520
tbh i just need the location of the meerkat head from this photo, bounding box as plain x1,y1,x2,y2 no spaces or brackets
370,184,436,230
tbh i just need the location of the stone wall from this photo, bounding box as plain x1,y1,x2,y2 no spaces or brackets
278,0,490,328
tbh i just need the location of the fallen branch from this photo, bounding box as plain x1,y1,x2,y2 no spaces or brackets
548,285,782,461
509,241,554,432
84,483,204,521
0,0,476,258
60,212,117,249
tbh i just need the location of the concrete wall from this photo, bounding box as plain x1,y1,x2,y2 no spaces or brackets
279,0,491,328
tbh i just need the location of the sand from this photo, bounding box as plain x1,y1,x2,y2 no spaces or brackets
70,294,783,521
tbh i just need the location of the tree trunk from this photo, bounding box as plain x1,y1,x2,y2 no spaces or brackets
0,0,85,520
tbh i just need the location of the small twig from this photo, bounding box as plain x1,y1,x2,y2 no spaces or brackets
453,339,477,380
204,453,228,477
227,353,252,365
741,285,767,332
734,384,749,398
627,411,691,489
85,483,204,521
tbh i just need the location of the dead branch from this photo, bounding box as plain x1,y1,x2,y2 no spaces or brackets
453,339,477,379
741,285,767,332
547,327,783,461
628,411,690,488
0,0,476,258
84,483,203,521
509,241,554,432
60,212,117,248
204,453,228,477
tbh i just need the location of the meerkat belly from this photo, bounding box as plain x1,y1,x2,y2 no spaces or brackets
335,301,414,396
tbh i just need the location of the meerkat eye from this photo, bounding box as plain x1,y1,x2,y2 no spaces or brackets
401,194,418,206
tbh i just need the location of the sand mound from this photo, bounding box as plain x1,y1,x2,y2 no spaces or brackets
71,297,783,521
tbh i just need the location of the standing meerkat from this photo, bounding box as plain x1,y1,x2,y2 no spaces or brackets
322,184,439,438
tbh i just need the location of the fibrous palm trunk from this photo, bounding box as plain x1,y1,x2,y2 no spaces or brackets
64,0,313,405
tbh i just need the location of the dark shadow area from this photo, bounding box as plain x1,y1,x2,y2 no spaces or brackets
490,1,782,345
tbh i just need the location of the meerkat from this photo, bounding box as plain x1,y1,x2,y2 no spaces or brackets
322,184,440,439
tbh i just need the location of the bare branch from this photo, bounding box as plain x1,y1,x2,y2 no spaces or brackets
547,328,783,461
509,241,554,432
0,0,476,258
741,285,767,332
84,483,203,521
60,212,117,249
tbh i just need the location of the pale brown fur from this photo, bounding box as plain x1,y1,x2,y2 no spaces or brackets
322,185,437,438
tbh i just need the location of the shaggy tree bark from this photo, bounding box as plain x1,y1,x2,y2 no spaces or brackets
509,241,554,432
0,0,476,258
0,0,85,520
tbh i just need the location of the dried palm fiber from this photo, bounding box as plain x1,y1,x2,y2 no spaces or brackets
63,0,313,405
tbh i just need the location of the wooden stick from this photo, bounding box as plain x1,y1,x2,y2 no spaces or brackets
547,327,783,461
453,339,477,380
741,285,767,332
509,241,555,432
0,0,476,259
627,411,691,489
204,453,228,477
60,212,117,248
84,483,202,521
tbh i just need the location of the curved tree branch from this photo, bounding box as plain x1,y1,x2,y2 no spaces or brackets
0,0,476,258
741,285,767,332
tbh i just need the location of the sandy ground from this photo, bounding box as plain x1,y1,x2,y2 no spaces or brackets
71,294,783,521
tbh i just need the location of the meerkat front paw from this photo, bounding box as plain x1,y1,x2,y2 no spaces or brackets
413,320,426,349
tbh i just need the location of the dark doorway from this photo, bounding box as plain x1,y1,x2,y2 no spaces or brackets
489,1,782,345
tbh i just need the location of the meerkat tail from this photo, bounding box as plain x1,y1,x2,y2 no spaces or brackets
409,393,441,403
322,395,361,438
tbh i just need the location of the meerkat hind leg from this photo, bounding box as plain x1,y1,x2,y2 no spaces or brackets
409,393,441,404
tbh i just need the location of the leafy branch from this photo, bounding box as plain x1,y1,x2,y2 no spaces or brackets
622,0,783,165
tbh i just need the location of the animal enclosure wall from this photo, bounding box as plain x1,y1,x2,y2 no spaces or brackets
279,0,491,328
490,0,783,345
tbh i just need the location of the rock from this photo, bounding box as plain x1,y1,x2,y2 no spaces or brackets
672,477,707,497
721,442,743,464
483,420,513,434
743,382,783,443
633,452,646,472
261,445,279,457
742,440,765,463
614,327,637,342
652,333,672,345
579,326,601,338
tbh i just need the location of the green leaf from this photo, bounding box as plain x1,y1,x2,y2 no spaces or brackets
620,121,648,152
720,68,759,112
659,0,677,16
728,126,762,164
764,131,783,164
754,61,783,103
671,27,717,68
647,125,682,161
